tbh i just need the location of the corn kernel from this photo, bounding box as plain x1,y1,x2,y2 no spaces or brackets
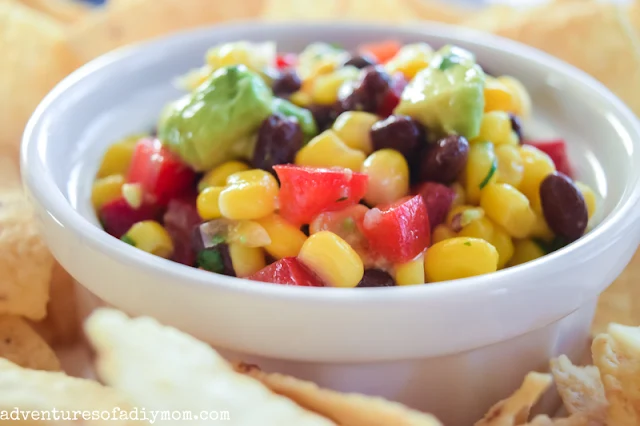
257,214,308,259
446,205,485,232
495,144,524,188
385,43,433,79
489,224,514,269
199,161,250,192
298,231,364,288
575,181,597,220
197,186,224,220
425,237,498,282
456,214,514,269
295,130,366,171
219,170,279,220
394,253,425,286
508,239,545,267
121,183,142,209
480,183,536,238
124,220,174,258
518,145,555,212
361,149,409,206
92,174,125,210
228,243,265,277
497,76,532,117
449,183,466,207
474,111,512,146
332,111,379,154
290,91,313,107
97,135,141,178
432,224,457,244
311,67,360,105
465,141,497,204
483,77,514,113
529,213,555,241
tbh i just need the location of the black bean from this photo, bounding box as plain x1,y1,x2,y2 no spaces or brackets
343,54,378,69
272,70,302,98
338,65,391,113
252,114,303,173
370,115,425,159
419,135,469,184
307,104,340,131
357,269,396,288
509,113,523,143
539,173,588,242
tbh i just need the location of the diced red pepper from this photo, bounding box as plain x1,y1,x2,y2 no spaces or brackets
274,165,368,226
127,138,197,206
524,139,574,178
377,72,407,117
99,197,161,239
413,182,456,230
358,40,401,64
163,195,202,266
248,257,324,287
276,53,297,69
362,195,430,263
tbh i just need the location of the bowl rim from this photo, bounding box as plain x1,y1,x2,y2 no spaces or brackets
22,21,640,304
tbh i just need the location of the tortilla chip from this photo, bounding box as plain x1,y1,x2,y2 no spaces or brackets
29,262,80,347
525,414,591,426
85,308,336,426
17,0,90,24
550,355,607,423
66,0,264,62
0,155,53,320
0,1,78,152
235,362,442,426
475,372,553,426
0,357,141,425
402,0,471,24
0,316,59,372
592,324,640,426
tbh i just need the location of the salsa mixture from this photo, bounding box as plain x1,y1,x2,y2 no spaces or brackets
92,40,597,287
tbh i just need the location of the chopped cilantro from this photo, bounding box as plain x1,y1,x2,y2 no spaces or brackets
336,196,348,202
210,234,225,246
464,241,472,246
197,249,224,273
120,235,136,246
479,158,498,190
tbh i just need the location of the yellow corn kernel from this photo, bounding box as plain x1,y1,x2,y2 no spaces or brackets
449,182,466,207
446,205,485,232
219,170,279,220
474,111,512,146
497,76,532,117
489,225,514,269
529,213,555,242
432,224,457,244
394,254,425,286
199,161,250,192
480,183,536,238
457,215,513,269
197,186,224,220
311,67,360,105
361,149,409,206
518,145,555,212
385,43,433,79
495,144,524,188
290,90,313,108
96,135,141,178
506,131,519,146
508,239,545,267
575,181,597,220
124,221,174,258
92,174,125,210
298,231,364,288
483,77,514,113
295,130,366,171
121,183,142,209
257,214,308,259
332,111,379,154
228,243,265,277
425,237,499,282
465,141,497,204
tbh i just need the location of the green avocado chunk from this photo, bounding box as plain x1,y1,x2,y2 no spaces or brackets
272,98,318,143
158,65,274,171
394,45,486,140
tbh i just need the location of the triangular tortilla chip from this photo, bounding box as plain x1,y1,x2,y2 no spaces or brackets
525,414,591,426
16,0,90,24
0,315,59,371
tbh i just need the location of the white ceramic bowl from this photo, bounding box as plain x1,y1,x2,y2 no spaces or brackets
22,22,640,425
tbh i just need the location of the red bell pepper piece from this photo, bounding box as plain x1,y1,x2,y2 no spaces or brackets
413,182,456,230
377,72,407,117
99,197,161,239
274,165,368,226
524,139,573,178
276,53,297,69
163,195,202,266
362,195,430,263
358,40,401,64
248,257,324,287
127,138,197,206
